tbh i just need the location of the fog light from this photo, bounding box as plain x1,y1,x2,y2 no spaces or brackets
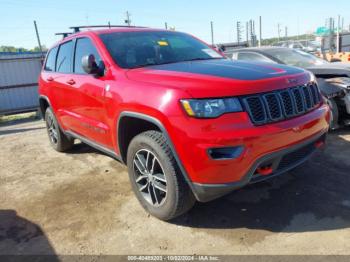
208,146,244,160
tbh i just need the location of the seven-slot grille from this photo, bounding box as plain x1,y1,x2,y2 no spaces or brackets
242,84,321,125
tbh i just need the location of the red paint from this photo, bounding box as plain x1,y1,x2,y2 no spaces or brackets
256,166,274,176
39,28,330,185
315,140,325,149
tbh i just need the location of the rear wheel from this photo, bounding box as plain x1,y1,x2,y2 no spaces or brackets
45,107,74,152
127,130,195,221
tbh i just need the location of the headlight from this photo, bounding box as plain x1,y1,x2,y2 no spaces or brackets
181,98,242,118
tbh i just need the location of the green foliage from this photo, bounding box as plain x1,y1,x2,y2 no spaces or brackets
261,34,316,46
0,45,48,53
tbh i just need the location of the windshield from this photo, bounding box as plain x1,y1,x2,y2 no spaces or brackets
264,48,328,68
100,31,224,69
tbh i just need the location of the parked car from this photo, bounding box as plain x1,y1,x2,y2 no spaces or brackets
231,47,350,129
39,27,329,220
273,40,320,53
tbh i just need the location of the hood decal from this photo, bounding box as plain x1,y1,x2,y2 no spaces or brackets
140,59,303,81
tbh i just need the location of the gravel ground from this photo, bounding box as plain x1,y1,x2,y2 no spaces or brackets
1,119,350,256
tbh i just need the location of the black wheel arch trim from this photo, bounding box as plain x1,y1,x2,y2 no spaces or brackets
117,111,199,199
38,95,53,116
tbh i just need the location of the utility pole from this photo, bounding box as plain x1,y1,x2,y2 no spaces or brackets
165,22,168,30
285,26,288,40
249,20,254,46
259,16,262,47
210,21,214,46
236,21,242,44
125,11,131,26
277,23,281,42
246,21,249,45
297,17,300,40
337,15,340,53
33,20,44,60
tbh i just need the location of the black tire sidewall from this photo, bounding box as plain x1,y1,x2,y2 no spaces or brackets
45,107,72,152
45,108,60,150
127,133,180,220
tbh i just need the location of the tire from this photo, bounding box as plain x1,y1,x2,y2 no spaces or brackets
327,98,339,130
127,130,196,221
45,107,74,152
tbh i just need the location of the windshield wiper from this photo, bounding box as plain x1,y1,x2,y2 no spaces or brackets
129,62,158,69
182,57,224,62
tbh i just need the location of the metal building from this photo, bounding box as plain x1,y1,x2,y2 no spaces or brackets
0,52,44,115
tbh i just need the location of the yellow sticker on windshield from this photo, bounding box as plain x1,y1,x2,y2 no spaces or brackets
158,41,169,46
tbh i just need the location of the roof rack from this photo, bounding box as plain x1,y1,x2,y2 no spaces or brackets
55,32,73,39
69,25,147,33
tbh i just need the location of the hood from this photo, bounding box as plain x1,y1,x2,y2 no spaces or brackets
307,62,350,77
126,59,308,98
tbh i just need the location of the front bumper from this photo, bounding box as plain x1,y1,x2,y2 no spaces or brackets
192,132,326,202
169,104,329,202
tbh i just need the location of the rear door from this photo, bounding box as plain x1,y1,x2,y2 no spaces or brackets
51,40,80,131
41,45,59,107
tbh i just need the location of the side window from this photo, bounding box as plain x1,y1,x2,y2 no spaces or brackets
56,41,74,73
237,52,272,63
44,46,58,72
74,38,101,74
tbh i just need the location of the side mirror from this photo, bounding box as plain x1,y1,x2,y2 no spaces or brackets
82,54,105,76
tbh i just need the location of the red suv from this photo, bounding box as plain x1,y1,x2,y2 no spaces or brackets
39,26,330,220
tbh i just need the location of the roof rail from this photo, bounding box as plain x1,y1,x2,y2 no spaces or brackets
55,32,73,39
69,25,147,33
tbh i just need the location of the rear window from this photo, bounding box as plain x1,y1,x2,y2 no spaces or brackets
56,41,74,73
44,46,58,71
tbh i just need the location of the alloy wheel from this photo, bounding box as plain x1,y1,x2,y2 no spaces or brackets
133,149,167,206
46,114,58,144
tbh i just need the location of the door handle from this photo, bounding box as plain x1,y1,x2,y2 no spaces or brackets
66,79,76,85
47,76,54,82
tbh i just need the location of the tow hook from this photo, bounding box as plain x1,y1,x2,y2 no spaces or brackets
256,165,273,176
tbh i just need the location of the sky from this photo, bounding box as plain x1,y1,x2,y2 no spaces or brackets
1,0,349,49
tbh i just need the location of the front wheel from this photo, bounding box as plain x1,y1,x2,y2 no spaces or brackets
127,131,195,221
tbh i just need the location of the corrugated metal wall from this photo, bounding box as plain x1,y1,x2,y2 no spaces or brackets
0,53,44,115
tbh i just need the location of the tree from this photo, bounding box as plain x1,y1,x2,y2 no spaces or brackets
0,45,47,53
30,45,48,52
